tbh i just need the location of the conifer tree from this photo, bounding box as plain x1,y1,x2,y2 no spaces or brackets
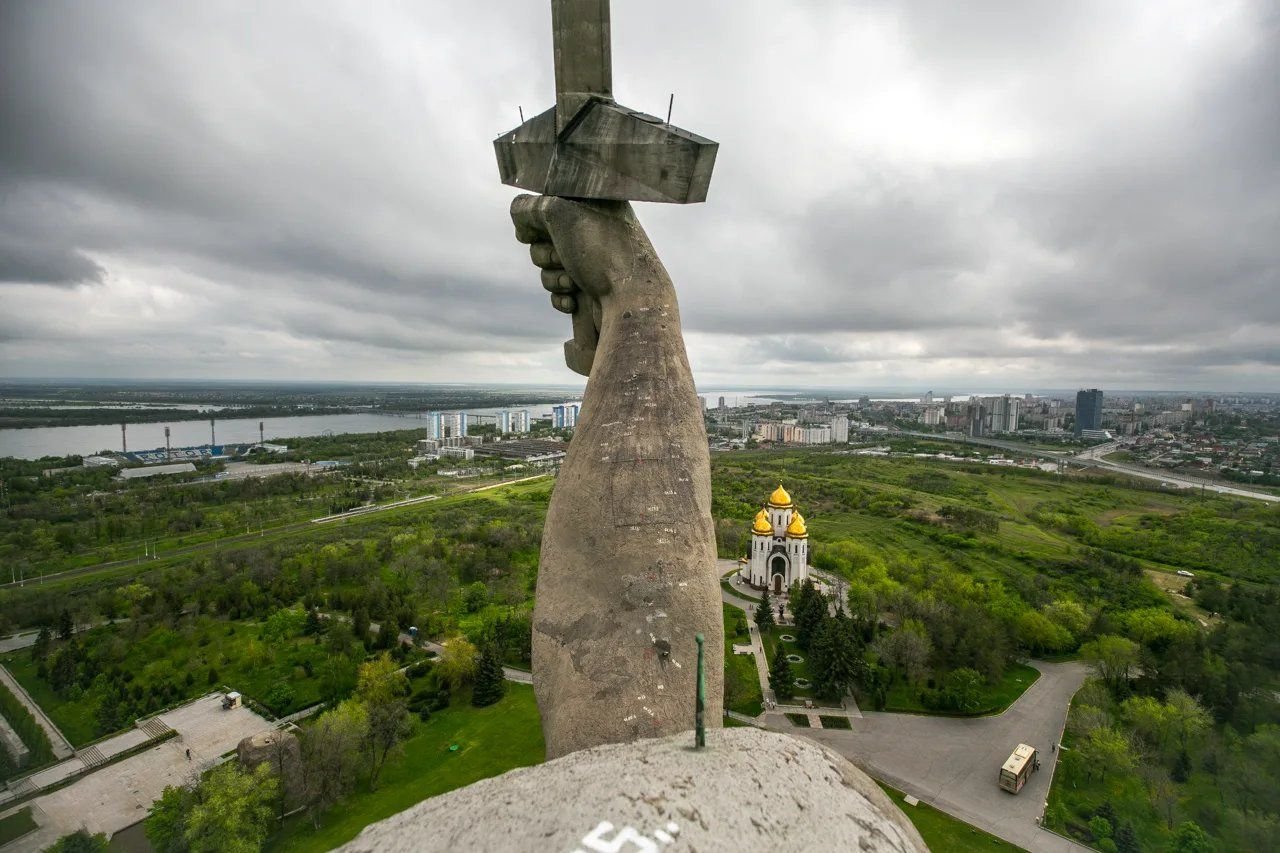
755,586,774,631
471,643,506,708
769,643,794,702
812,612,864,702
794,581,827,650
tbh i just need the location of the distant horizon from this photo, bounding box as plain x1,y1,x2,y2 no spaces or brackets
2,376,1278,397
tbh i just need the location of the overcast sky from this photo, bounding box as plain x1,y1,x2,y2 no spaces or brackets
2,1,1277,392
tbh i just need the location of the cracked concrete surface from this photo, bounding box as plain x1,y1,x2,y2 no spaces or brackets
339,727,925,853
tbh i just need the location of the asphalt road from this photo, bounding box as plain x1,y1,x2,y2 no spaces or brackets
791,659,1090,852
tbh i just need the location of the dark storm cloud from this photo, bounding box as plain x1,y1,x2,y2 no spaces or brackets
0,0,1277,387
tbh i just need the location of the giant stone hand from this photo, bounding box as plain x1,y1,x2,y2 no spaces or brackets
510,193,723,759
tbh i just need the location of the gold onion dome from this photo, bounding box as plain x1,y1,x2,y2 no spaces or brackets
767,484,792,508
786,511,808,538
751,509,773,535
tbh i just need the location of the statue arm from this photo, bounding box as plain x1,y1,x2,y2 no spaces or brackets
510,195,723,758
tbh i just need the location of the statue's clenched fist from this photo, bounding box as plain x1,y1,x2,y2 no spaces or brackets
511,195,665,377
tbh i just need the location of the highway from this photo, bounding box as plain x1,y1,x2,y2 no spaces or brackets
887,430,1279,503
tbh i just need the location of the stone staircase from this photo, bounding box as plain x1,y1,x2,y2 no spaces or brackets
76,745,108,770
137,716,174,741
6,776,38,799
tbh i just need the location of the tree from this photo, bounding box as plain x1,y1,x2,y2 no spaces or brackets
1081,635,1140,695
356,654,411,790
301,699,369,827
793,581,827,650
57,608,74,641
1078,726,1134,781
943,667,984,713
1122,695,1171,749
811,613,863,702
1114,824,1140,853
755,587,774,631
1140,763,1179,829
1016,610,1073,655
769,643,794,702
871,619,931,685
1164,689,1210,752
436,636,478,688
184,763,278,853
472,643,506,708
31,625,52,662
47,830,110,853
351,608,371,648
147,783,193,853
1171,821,1212,853
146,764,278,853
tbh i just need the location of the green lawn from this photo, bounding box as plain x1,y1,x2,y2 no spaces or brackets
759,625,840,706
875,662,1041,717
819,715,851,729
722,604,763,716
267,683,544,852
0,807,37,846
878,783,1026,852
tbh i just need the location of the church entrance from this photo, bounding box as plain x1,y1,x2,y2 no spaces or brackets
770,555,786,594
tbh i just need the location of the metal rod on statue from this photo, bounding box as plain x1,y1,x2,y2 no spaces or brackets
695,633,706,749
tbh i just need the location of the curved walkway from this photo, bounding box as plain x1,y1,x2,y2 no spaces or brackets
793,660,1089,852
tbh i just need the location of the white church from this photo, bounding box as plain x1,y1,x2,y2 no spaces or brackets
740,484,810,593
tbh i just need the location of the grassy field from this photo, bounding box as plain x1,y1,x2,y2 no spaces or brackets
759,625,830,705
267,683,544,853
0,807,37,846
0,476,552,611
722,604,764,716
877,662,1041,716
878,783,1027,852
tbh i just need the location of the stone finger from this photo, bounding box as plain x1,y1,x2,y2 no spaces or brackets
551,293,577,313
511,194,555,244
541,268,577,294
530,242,562,270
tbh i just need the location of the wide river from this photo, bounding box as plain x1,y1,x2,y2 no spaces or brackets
0,389,965,460
0,407,563,461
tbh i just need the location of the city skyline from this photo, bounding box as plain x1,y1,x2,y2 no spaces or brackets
2,1,1278,390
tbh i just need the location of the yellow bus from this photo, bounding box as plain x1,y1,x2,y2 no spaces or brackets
998,743,1039,793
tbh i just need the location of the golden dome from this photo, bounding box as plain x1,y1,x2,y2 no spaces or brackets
751,509,773,535
786,510,808,538
767,484,793,508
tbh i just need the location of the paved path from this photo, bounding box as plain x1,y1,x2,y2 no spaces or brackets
0,665,73,760
0,693,273,852
792,660,1090,852
415,637,532,684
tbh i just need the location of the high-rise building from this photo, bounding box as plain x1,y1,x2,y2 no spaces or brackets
552,404,580,429
830,414,849,443
511,410,530,433
718,396,726,410
983,395,1021,433
1075,389,1103,436
496,411,512,434
426,411,468,439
